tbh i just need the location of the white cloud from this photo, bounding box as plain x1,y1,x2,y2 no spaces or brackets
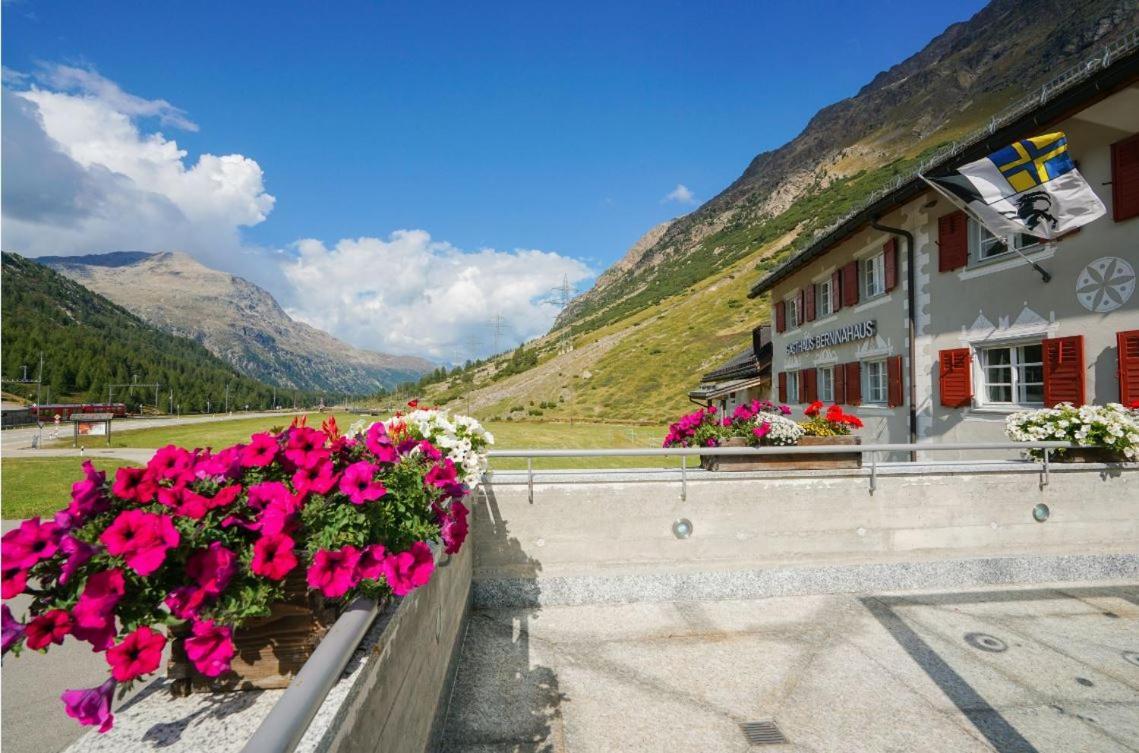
282,232,593,362
662,183,696,204
1,65,279,288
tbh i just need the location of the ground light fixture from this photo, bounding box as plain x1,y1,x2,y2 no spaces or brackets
672,518,693,539
1033,503,1050,523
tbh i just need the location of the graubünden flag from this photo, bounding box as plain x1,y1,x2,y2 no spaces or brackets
924,132,1105,241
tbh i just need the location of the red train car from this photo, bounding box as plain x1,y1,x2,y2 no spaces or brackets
30,403,128,420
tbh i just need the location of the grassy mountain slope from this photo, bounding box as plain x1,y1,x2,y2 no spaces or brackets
43,251,433,394
413,0,1138,425
1,252,292,411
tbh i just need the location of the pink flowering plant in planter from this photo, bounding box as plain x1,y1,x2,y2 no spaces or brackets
663,400,798,448
0,413,482,734
662,406,724,448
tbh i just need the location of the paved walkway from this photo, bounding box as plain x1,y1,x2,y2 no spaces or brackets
440,581,1139,752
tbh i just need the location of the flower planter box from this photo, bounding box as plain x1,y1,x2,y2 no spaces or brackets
702,436,862,471
1052,447,1129,464
167,573,341,695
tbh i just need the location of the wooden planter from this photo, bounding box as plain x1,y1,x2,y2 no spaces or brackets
1052,447,1129,464
702,436,862,471
167,573,340,695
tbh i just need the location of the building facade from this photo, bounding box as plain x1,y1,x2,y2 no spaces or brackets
749,49,1139,454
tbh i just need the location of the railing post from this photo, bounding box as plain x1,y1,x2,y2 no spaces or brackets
1042,448,1050,488
680,455,687,502
869,452,877,495
526,457,534,504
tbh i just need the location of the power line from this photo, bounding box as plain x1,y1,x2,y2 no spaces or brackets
487,314,507,355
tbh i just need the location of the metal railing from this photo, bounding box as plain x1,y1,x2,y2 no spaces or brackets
486,441,1093,500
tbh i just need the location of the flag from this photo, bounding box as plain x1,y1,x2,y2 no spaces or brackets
923,132,1105,241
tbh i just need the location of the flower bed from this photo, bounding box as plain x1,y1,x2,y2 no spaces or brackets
664,400,863,470
1,407,492,733
1006,403,1138,462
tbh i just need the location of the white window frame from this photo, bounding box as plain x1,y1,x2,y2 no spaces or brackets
862,252,885,300
786,295,801,330
976,341,1045,407
817,366,834,403
968,219,1041,265
862,359,888,405
816,278,833,318
786,371,799,404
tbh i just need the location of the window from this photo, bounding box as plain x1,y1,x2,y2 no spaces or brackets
863,359,888,404
786,371,799,403
818,366,834,403
969,220,1040,263
979,343,1044,405
787,295,801,330
862,253,885,299
816,278,833,318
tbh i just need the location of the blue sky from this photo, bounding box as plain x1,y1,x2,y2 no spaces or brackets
2,0,988,359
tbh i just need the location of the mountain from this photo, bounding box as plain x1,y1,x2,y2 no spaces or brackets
557,0,1139,335
1,252,286,411
414,0,1138,424
41,251,433,395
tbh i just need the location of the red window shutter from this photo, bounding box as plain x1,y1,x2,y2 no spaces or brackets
804,284,816,322
938,211,968,272
777,372,787,403
833,363,846,404
886,355,904,407
1111,133,1139,222
883,238,898,292
831,270,842,312
938,348,972,408
1043,335,1085,407
774,300,786,333
802,368,817,404
841,261,859,307
844,362,861,406
1117,330,1139,406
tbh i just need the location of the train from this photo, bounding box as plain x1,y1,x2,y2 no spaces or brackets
29,403,129,420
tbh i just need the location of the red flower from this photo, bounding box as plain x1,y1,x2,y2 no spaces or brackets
105,626,165,682
240,433,279,468
184,620,235,677
321,415,340,440
805,400,824,417
307,546,362,598
251,534,298,581
25,609,72,650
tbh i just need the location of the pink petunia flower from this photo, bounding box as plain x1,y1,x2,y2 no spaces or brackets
69,461,109,521
437,500,470,555
61,678,116,733
58,535,96,585
338,462,387,505
195,446,243,480
307,546,362,598
71,569,126,650
240,433,279,468
2,517,61,570
381,542,435,597
25,609,73,650
166,543,238,619
753,421,772,440
285,426,329,470
2,605,24,654
147,445,195,483
356,544,387,581
100,509,180,576
184,620,235,677
105,626,166,682
251,534,298,581
2,563,27,600
111,466,156,504
292,461,339,496
365,423,399,463
246,481,293,512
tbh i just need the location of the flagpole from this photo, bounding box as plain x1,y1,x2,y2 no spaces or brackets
919,174,1051,283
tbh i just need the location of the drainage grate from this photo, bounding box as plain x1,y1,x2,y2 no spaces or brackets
740,720,788,746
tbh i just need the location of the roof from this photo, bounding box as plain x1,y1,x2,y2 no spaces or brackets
689,375,768,401
702,347,764,382
748,33,1139,299
70,413,115,421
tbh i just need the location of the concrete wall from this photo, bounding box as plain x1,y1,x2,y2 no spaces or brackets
473,465,1139,604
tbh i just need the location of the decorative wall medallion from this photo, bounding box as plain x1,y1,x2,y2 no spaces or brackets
1076,257,1135,313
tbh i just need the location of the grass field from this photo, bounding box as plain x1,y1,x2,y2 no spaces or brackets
2,457,142,520
60,413,675,470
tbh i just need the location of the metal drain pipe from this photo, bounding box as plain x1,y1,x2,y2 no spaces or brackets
870,216,918,458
